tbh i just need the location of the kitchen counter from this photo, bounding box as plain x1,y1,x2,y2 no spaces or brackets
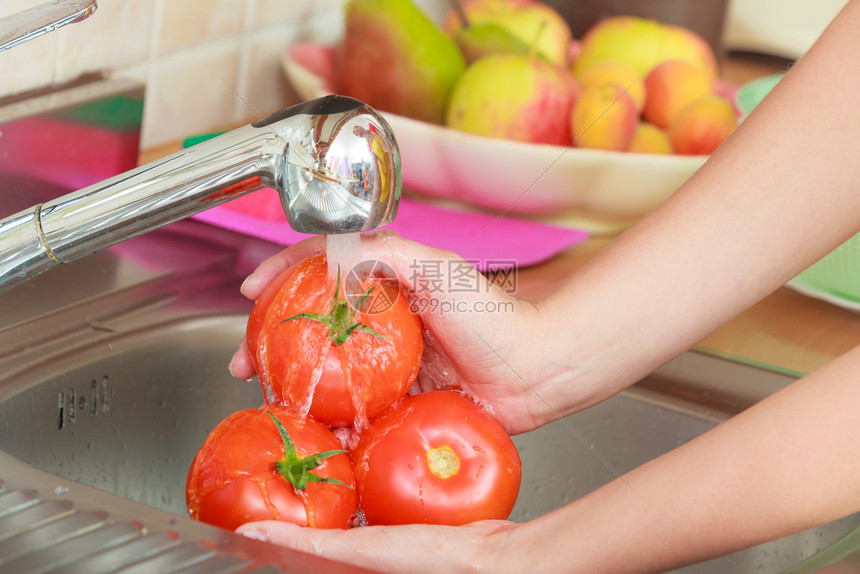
138,53,860,379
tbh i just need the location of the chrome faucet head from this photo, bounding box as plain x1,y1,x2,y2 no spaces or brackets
262,95,402,234
0,95,402,292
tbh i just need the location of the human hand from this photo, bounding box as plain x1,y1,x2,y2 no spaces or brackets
236,518,515,573
229,231,556,435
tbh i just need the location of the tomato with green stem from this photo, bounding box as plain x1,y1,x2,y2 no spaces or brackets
352,390,522,526
186,407,357,530
246,253,423,429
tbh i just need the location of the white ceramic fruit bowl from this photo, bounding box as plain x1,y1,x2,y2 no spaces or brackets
282,43,708,230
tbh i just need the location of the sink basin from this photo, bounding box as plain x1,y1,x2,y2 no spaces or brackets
0,222,858,573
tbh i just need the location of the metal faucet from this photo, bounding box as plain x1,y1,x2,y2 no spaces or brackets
0,0,98,53
0,95,402,293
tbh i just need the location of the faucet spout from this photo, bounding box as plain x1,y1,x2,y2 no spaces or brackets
0,95,402,293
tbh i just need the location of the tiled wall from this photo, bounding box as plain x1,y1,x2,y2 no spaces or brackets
0,0,349,149
0,0,848,151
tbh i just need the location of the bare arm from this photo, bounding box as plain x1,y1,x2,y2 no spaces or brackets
491,2,860,567
489,344,860,572
531,0,860,423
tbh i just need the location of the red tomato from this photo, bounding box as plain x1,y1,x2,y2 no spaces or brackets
186,407,357,530
352,390,522,526
247,253,423,429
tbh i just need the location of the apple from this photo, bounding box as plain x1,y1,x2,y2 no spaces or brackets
669,95,737,155
628,122,673,154
574,16,717,81
571,83,638,151
443,0,573,67
445,54,580,145
643,60,714,129
577,60,645,113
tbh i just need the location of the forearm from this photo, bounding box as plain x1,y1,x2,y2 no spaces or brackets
492,343,860,573
534,0,860,417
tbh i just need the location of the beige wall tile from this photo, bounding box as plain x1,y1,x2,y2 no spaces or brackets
159,0,249,53
1,0,362,145
0,29,58,97
250,0,316,28
250,0,307,27
55,1,154,83
0,0,40,18
143,42,241,147
303,2,347,44
116,60,151,90
234,26,301,124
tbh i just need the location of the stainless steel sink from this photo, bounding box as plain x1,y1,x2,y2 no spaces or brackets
0,221,858,573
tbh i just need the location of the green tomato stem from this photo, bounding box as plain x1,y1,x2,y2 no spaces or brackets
281,265,387,346
266,411,351,492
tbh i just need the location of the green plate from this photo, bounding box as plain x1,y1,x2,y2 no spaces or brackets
735,73,785,118
789,232,860,312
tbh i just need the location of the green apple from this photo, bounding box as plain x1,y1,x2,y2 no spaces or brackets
444,0,572,67
444,54,580,145
339,0,466,124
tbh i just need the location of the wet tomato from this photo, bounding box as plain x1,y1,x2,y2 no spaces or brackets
246,253,423,429
352,390,522,526
186,407,357,530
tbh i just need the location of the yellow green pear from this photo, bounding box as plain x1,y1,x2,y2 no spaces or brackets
339,0,466,124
